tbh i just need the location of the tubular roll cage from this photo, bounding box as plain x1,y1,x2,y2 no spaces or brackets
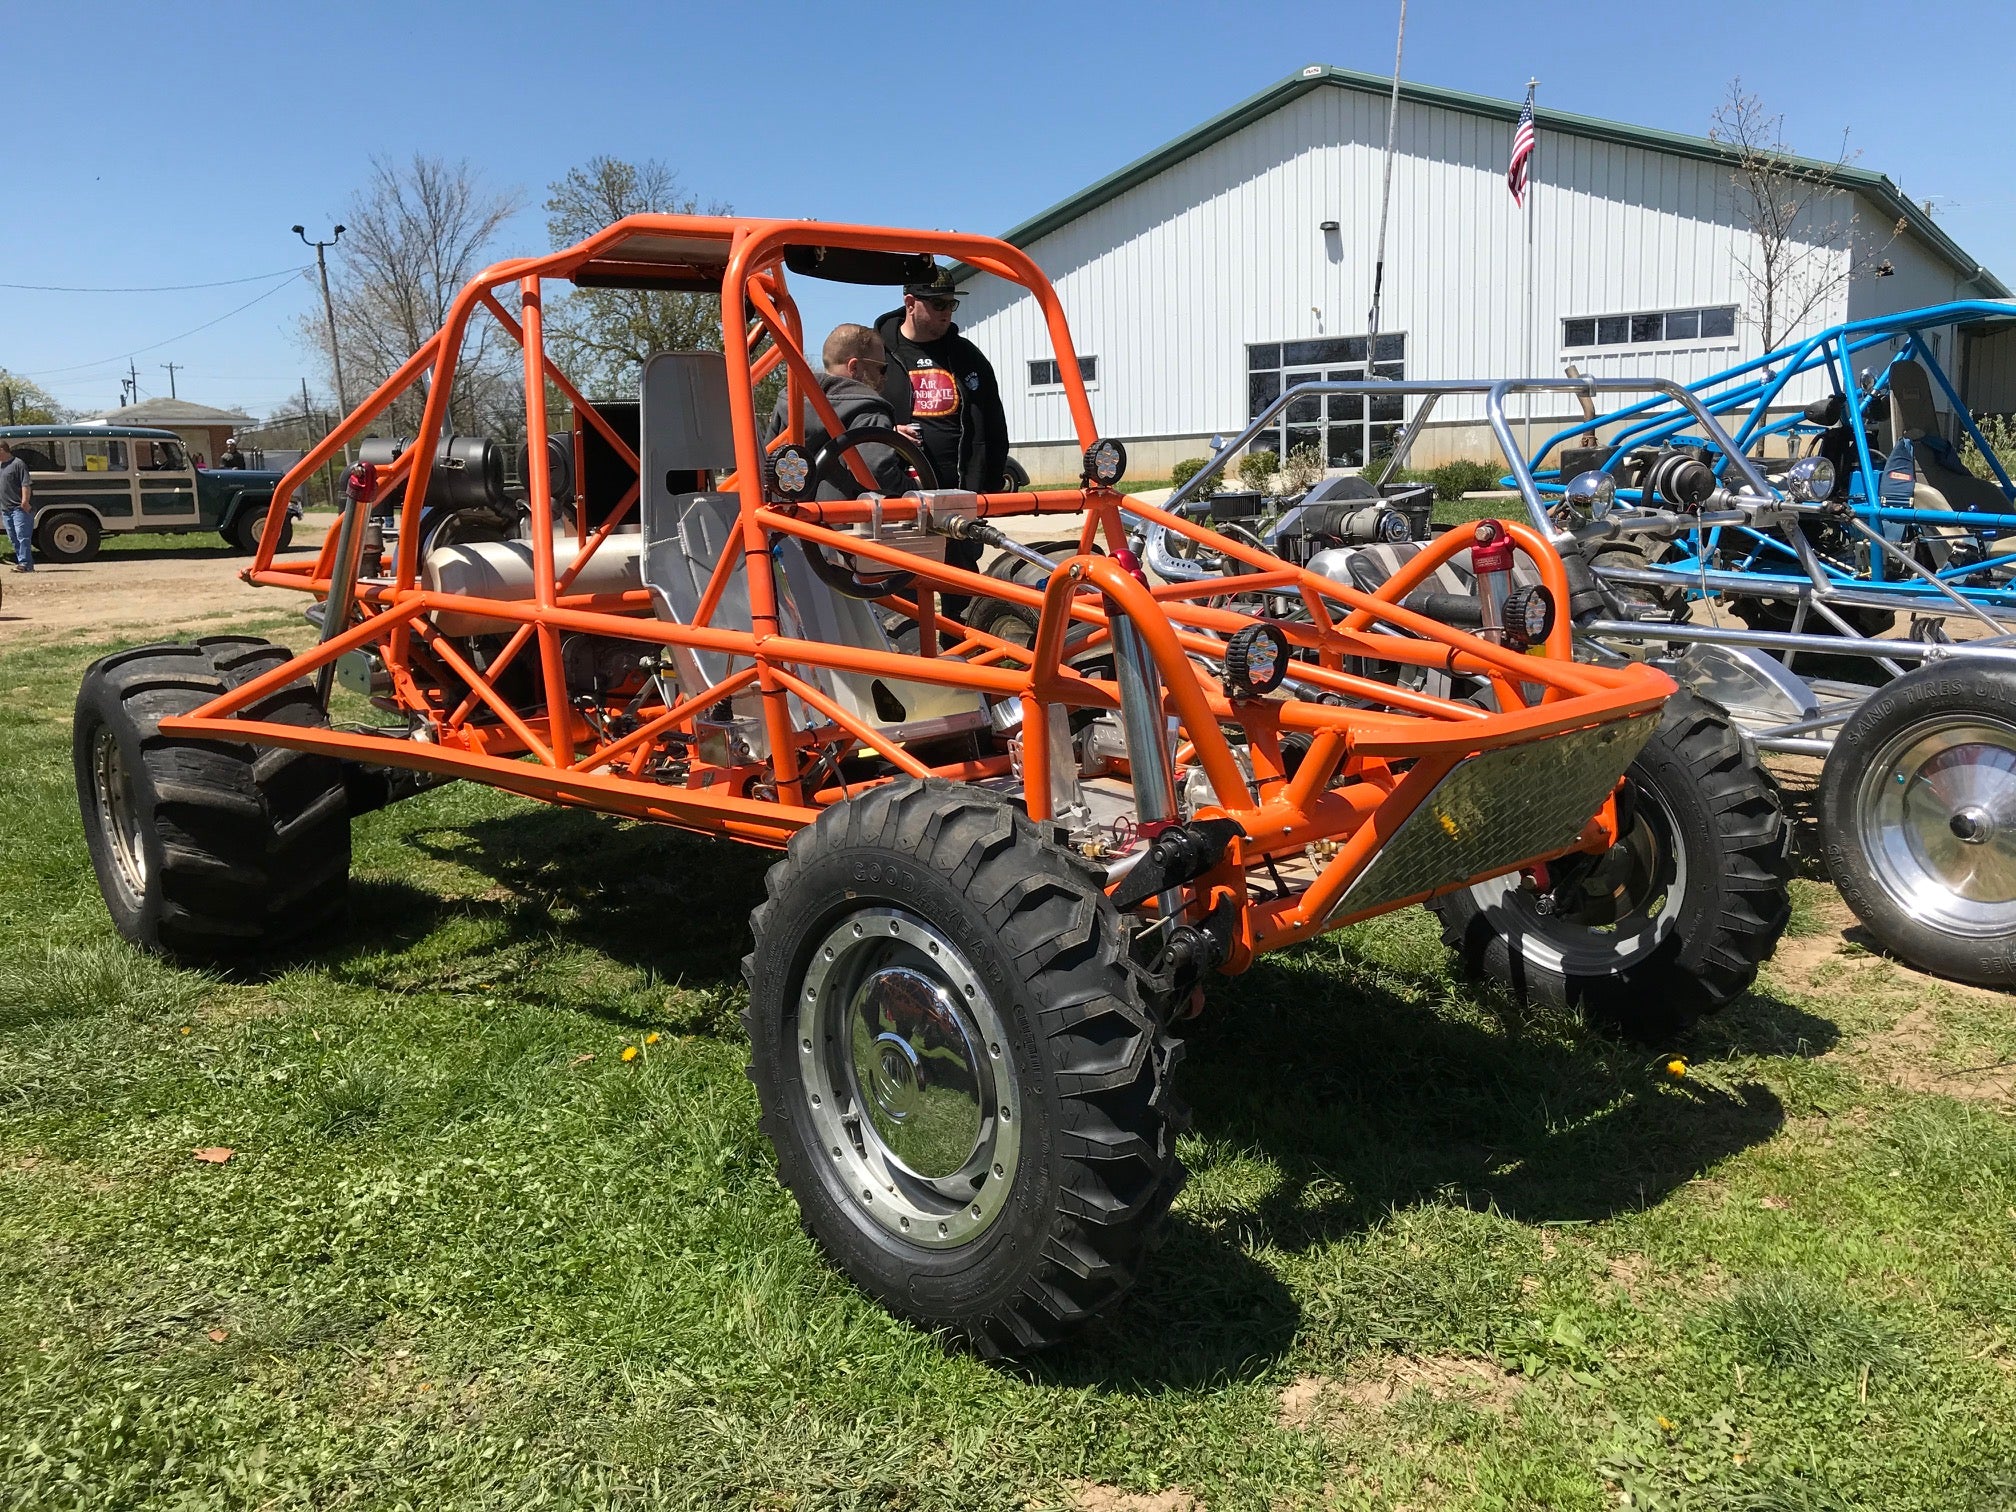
159,214,1671,964
1523,300,2016,607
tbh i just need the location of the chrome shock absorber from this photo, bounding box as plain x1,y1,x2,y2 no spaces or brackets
1109,607,1183,917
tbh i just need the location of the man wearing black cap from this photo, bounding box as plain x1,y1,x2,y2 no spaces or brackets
875,264,1009,616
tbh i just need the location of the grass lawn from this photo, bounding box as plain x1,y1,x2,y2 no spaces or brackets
5,617,2016,1509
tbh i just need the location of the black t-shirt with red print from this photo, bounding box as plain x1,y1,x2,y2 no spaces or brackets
873,308,1009,494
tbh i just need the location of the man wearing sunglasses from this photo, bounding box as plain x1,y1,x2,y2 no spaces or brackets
765,324,913,499
875,264,1009,617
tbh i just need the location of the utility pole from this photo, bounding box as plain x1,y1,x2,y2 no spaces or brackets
304,375,339,509
293,222,351,463
125,359,140,408
2,382,15,425
160,361,182,399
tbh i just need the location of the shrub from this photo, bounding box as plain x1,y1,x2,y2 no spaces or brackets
1425,459,1504,501
1960,412,2016,482
1281,443,1327,494
1170,456,1222,500
1238,449,1278,492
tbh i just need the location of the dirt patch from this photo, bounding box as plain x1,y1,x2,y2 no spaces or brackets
1276,1374,1336,1430
1605,1252,1651,1303
1062,1484,1203,1512
1277,1355,1522,1431
1867,1005,2016,1104
0,524,329,646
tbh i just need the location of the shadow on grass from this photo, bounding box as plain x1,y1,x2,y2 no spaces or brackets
1182,954,1811,1244
310,801,1825,1391
284,805,775,1013
98,543,243,562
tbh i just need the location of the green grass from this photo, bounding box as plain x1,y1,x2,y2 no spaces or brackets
1432,493,1523,528
6,621,2016,1509
97,529,240,555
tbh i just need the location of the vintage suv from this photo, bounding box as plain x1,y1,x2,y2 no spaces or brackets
0,424,301,562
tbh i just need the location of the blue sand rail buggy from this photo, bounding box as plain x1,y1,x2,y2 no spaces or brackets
1525,300,2016,631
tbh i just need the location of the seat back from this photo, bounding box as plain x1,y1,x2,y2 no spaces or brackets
1887,359,1942,443
636,351,985,745
1884,358,2007,513
640,351,737,479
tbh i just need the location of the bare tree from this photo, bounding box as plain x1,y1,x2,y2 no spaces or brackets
300,155,524,438
1709,81,1900,352
544,157,729,399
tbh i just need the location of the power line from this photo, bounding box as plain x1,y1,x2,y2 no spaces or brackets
19,273,308,378
0,264,311,293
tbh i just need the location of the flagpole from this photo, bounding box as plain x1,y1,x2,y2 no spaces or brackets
1366,0,1408,345
1522,77,1538,459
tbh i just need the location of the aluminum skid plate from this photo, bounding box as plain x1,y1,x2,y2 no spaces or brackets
1327,709,1662,922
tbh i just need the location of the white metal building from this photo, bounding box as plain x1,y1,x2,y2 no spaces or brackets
952,64,2009,483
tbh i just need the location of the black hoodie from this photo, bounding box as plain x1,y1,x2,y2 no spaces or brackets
873,308,1009,493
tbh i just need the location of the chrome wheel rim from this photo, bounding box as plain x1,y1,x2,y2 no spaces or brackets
1464,777,1686,975
91,725,148,906
798,906,1020,1249
51,520,90,555
1855,715,2016,937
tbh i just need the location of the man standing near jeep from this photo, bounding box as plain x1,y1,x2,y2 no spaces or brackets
0,440,33,572
875,264,1008,617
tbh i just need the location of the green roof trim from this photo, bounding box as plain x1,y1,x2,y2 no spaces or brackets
0,423,184,441
958,63,2006,298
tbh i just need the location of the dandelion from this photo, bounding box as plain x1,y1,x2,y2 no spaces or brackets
1666,1058,1687,1078
179,1027,192,1036
621,1045,639,1063
645,1032,661,1045
1657,1415,1675,1431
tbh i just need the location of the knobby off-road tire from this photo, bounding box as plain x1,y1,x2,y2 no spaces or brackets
964,539,1094,650
743,778,1186,1355
1820,659,2016,987
1727,592,1895,639
74,636,350,963
1587,537,1690,621
1429,691,1792,1041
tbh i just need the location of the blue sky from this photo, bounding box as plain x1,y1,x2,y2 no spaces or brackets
7,0,2013,419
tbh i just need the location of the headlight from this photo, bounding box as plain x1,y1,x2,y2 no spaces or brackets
1082,438,1128,487
1785,455,1836,502
767,445,812,502
1563,469,1616,520
1500,584,1557,650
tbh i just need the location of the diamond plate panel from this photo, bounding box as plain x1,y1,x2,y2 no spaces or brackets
1326,711,1661,923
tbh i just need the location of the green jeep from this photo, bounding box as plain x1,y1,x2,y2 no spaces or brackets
0,424,301,563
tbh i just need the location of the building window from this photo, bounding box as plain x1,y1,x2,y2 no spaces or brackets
1563,305,1737,349
1029,355,1098,388
1245,334,1405,468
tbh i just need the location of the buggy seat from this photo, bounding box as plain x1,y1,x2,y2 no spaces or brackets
1888,360,2012,517
637,351,985,755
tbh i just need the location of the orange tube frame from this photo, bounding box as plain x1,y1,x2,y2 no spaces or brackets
183,213,1674,962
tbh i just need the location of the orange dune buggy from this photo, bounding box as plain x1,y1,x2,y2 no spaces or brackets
75,216,1675,1353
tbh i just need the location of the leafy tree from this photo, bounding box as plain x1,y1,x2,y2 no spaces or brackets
0,370,69,424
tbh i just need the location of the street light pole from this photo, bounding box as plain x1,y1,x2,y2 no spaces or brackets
293,223,350,463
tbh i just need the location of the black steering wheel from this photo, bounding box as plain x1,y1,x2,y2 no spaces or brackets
801,426,943,600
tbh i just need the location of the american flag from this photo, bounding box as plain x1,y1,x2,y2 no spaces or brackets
1507,92,1536,206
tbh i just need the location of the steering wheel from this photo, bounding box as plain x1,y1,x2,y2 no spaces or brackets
801,426,944,600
